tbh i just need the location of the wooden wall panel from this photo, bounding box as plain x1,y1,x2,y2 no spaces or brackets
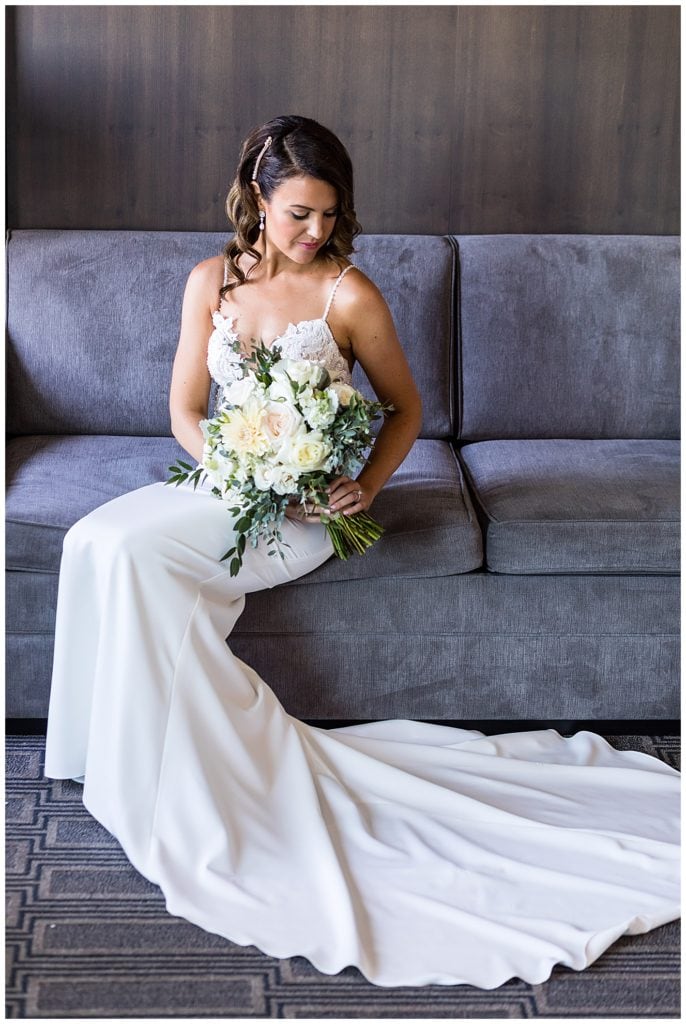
6,5,679,234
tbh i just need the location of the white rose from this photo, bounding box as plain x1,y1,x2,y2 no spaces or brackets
253,463,273,491
331,382,358,407
262,401,303,448
267,377,295,403
253,463,300,495
268,464,300,495
222,374,257,407
287,359,328,389
282,427,331,472
269,359,297,384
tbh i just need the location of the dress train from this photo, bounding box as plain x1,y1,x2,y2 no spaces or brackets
44,480,680,989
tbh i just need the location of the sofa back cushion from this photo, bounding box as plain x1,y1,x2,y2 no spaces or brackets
455,234,680,440
349,235,455,438
7,230,454,439
7,230,226,437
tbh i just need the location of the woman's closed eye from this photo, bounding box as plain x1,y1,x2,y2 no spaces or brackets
291,212,338,221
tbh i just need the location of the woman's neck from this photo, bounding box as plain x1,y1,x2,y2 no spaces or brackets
247,238,330,281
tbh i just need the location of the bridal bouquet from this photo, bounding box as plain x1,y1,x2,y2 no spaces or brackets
167,341,393,575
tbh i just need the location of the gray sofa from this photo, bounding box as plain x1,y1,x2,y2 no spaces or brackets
6,230,680,724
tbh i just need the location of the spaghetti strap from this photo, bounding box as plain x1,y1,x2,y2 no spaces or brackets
323,264,355,320
215,259,229,314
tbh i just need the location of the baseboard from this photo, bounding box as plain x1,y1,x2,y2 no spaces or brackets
6,717,680,736
6,718,49,735
303,719,681,735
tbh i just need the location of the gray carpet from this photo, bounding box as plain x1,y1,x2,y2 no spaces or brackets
5,733,681,1019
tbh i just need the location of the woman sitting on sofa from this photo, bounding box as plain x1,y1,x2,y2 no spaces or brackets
43,114,680,990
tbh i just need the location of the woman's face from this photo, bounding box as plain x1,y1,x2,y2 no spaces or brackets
256,175,339,264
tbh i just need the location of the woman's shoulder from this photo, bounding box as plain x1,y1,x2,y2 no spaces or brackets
329,259,387,312
184,255,227,310
188,254,225,288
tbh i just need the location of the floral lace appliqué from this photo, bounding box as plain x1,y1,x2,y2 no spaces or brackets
206,313,244,387
275,321,353,385
207,314,353,391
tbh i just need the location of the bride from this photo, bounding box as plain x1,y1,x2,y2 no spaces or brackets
44,115,680,989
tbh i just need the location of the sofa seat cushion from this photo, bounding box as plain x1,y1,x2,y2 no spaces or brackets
458,439,679,574
6,435,483,580
6,435,190,573
296,439,483,584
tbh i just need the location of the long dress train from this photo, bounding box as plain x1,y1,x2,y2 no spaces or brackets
44,475,680,989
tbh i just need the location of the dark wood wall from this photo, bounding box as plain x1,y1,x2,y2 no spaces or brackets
6,5,679,234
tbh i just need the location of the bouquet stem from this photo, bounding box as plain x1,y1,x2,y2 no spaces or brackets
321,510,385,560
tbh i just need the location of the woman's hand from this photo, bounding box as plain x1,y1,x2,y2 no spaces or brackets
284,476,375,524
327,475,375,515
284,497,327,524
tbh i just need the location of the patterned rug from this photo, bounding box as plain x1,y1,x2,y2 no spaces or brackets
6,733,681,1019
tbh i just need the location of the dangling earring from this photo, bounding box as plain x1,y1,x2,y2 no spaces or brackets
258,211,265,232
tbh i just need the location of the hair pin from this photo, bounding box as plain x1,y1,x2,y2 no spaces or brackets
251,136,272,181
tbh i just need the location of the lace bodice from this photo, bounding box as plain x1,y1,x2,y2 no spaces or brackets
207,314,353,389
207,265,355,403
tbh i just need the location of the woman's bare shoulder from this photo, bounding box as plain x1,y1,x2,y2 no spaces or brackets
335,262,388,312
187,254,225,287
183,255,226,310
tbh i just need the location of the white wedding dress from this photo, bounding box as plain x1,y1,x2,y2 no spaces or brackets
44,266,680,989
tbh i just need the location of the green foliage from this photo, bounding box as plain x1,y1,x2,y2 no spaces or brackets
166,463,204,490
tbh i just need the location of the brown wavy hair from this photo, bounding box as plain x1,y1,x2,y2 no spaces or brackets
221,115,362,297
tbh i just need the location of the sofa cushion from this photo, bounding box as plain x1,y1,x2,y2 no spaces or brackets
458,439,679,574
7,230,455,440
455,234,680,441
349,235,455,439
6,436,482,580
300,438,482,583
6,435,191,573
7,231,222,437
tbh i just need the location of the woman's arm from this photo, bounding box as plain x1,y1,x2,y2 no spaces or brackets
169,260,219,464
326,272,423,514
